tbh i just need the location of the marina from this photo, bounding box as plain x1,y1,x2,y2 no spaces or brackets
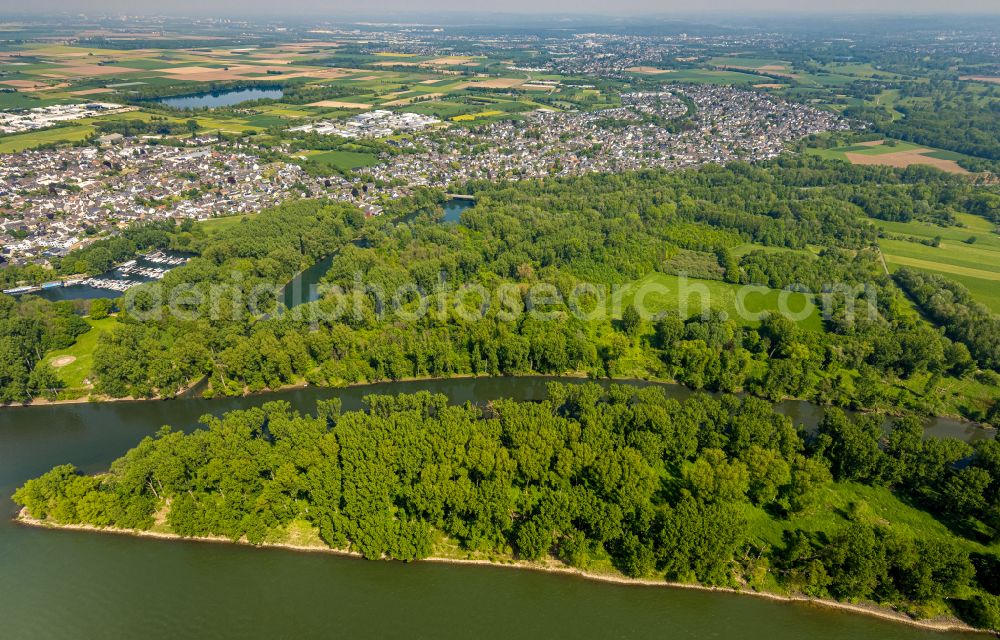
2,251,190,299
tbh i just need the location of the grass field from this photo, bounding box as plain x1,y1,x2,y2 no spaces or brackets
0,125,95,152
807,140,969,173
878,216,1000,311
42,316,118,391
308,150,379,171
877,215,1000,312
619,272,822,330
707,56,792,70
399,100,483,118
451,109,505,122
197,213,258,234
808,139,931,160
744,480,998,555
730,243,819,259
807,139,972,173
0,92,69,110
660,69,765,85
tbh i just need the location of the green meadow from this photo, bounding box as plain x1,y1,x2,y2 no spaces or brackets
658,69,765,85
42,316,118,392
308,149,380,172
805,139,924,161
196,213,258,235
619,272,823,331
0,125,95,152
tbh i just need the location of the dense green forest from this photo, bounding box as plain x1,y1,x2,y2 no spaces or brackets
0,295,89,403
94,118,199,138
894,269,1000,371
91,199,365,398
1,157,997,422
883,95,1000,162
13,384,1000,630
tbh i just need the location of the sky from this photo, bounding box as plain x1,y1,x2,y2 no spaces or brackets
5,1,1000,17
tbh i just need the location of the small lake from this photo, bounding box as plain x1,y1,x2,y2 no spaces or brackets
154,87,284,109
441,197,474,223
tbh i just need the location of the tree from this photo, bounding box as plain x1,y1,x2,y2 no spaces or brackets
621,303,641,338
655,313,685,348
812,409,883,483
684,449,749,503
782,454,832,515
89,298,113,320
745,445,791,506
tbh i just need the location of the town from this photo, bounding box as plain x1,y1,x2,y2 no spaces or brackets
356,85,849,187
0,141,349,263
0,85,847,263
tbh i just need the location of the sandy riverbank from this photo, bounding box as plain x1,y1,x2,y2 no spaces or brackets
15,509,987,635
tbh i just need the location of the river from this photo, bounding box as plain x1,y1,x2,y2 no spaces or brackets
0,376,984,639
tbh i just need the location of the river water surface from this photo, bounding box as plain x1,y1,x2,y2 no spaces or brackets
0,377,983,639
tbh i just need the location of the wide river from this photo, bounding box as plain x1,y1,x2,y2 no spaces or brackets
0,377,983,639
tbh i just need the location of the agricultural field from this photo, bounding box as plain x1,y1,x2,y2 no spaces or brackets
619,272,823,331
708,56,798,78
703,56,908,90
1,39,616,153
877,214,1000,312
626,68,764,85
806,139,970,173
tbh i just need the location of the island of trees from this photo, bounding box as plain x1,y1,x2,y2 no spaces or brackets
13,384,1000,631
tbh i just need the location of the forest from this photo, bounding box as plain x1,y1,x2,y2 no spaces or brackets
13,383,1000,630
0,294,89,403
1,157,997,423
894,268,1000,371
883,96,1000,162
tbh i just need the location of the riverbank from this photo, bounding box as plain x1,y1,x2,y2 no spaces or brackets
15,509,987,635
15,375,209,408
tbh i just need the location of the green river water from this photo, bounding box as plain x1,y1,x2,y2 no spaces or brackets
0,377,983,639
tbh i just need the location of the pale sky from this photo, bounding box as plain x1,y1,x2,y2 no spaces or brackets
5,1,1000,17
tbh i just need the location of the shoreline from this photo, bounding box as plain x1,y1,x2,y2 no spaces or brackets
15,509,988,635
4,372,992,431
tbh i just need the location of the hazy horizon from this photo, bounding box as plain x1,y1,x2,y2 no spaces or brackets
4,2,1000,19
